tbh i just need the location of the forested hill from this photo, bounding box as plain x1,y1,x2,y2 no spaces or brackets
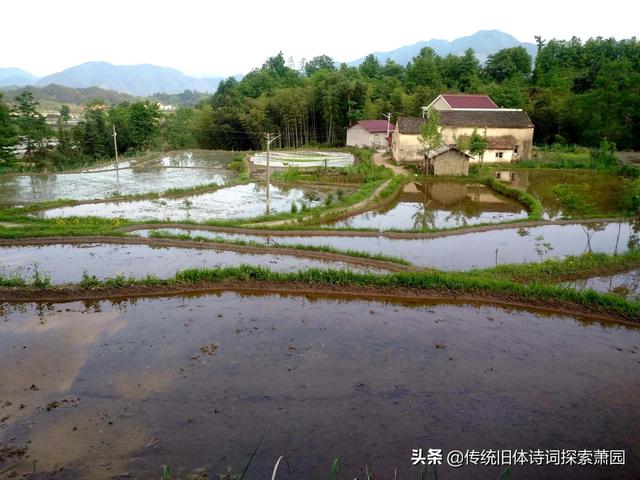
195,37,640,150
35,62,223,96
347,29,537,66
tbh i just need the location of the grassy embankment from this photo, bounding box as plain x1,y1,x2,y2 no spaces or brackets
1,264,637,319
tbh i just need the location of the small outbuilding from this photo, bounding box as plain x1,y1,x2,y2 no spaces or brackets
346,120,393,149
424,145,471,176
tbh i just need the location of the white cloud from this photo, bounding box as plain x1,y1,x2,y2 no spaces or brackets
3,0,636,77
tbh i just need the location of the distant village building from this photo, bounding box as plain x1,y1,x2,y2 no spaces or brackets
392,94,534,164
423,93,498,112
157,103,176,112
346,120,393,149
424,145,471,176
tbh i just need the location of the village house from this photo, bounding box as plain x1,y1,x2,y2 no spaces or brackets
392,94,534,164
424,145,471,176
346,120,393,149
423,93,498,112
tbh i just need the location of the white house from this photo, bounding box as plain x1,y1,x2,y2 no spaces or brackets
346,120,393,149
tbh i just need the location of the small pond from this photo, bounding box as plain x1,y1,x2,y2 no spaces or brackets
328,180,527,230
133,221,638,270
0,243,377,284
0,150,241,204
494,169,625,219
0,294,638,479
37,183,347,222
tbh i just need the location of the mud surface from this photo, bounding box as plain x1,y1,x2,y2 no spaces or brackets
0,240,391,284
0,293,638,479
130,221,637,270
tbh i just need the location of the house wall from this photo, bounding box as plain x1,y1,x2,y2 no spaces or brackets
433,151,469,176
346,125,388,148
441,126,534,160
478,148,514,163
431,97,451,111
392,130,423,162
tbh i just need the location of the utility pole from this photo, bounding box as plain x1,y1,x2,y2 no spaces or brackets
381,112,392,152
264,132,280,214
112,124,120,185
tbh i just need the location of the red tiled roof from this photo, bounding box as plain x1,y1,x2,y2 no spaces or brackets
352,119,393,133
441,94,498,109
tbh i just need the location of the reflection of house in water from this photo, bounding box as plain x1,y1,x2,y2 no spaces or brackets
494,170,530,191
405,181,524,213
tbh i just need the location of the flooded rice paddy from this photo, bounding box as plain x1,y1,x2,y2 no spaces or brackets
495,169,624,219
133,221,638,270
329,180,527,230
37,183,346,222
0,151,240,204
0,243,377,284
0,293,638,479
565,270,640,300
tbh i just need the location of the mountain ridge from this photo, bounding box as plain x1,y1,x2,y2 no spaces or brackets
346,29,537,66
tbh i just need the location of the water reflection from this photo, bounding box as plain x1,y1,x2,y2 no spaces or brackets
329,181,527,230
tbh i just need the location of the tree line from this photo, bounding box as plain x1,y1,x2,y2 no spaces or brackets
1,35,638,170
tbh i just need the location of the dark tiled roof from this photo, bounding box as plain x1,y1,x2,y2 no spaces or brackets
396,116,425,134
352,119,393,133
441,94,498,109
396,110,534,134
486,135,517,149
440,110,534,128
426,145,471,160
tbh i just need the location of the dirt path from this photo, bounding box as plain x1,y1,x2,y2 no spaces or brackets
0,282,635,325
0,236,413,273
122,217,629,240
373,150,410,175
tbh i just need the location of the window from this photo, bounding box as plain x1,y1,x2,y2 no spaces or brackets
514,145,519,154
495,152,504,158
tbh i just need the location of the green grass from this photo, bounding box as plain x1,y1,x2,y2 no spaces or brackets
5,265,637,319
483,175,543,220
145,229,412,266
473,250,640,284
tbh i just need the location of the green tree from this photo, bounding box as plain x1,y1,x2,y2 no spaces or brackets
484,46,532,83
14,91,49,156
0,93,18,166
418,108,442,152
457,129,489,166
304,55,335,76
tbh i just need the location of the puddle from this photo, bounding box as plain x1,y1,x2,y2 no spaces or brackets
0,151,240,204
328,180,527,230
494,169,624,219
564,270,640,300
133,221,638,270
0,243,378,284
37,183,347,221
0,294,638,479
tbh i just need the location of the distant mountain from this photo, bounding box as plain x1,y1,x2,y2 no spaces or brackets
0,67,39,88
347,30,537,66
35,62,223,96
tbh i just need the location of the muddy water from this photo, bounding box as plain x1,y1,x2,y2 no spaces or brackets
565,270,640,300
133,221,638,270
0,244,377,283
495,169,624,219
0,151,239,204
0,294,638,479
329,180,527,230
37,183,343,221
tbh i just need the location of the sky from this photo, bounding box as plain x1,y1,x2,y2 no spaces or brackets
2,0,637,78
